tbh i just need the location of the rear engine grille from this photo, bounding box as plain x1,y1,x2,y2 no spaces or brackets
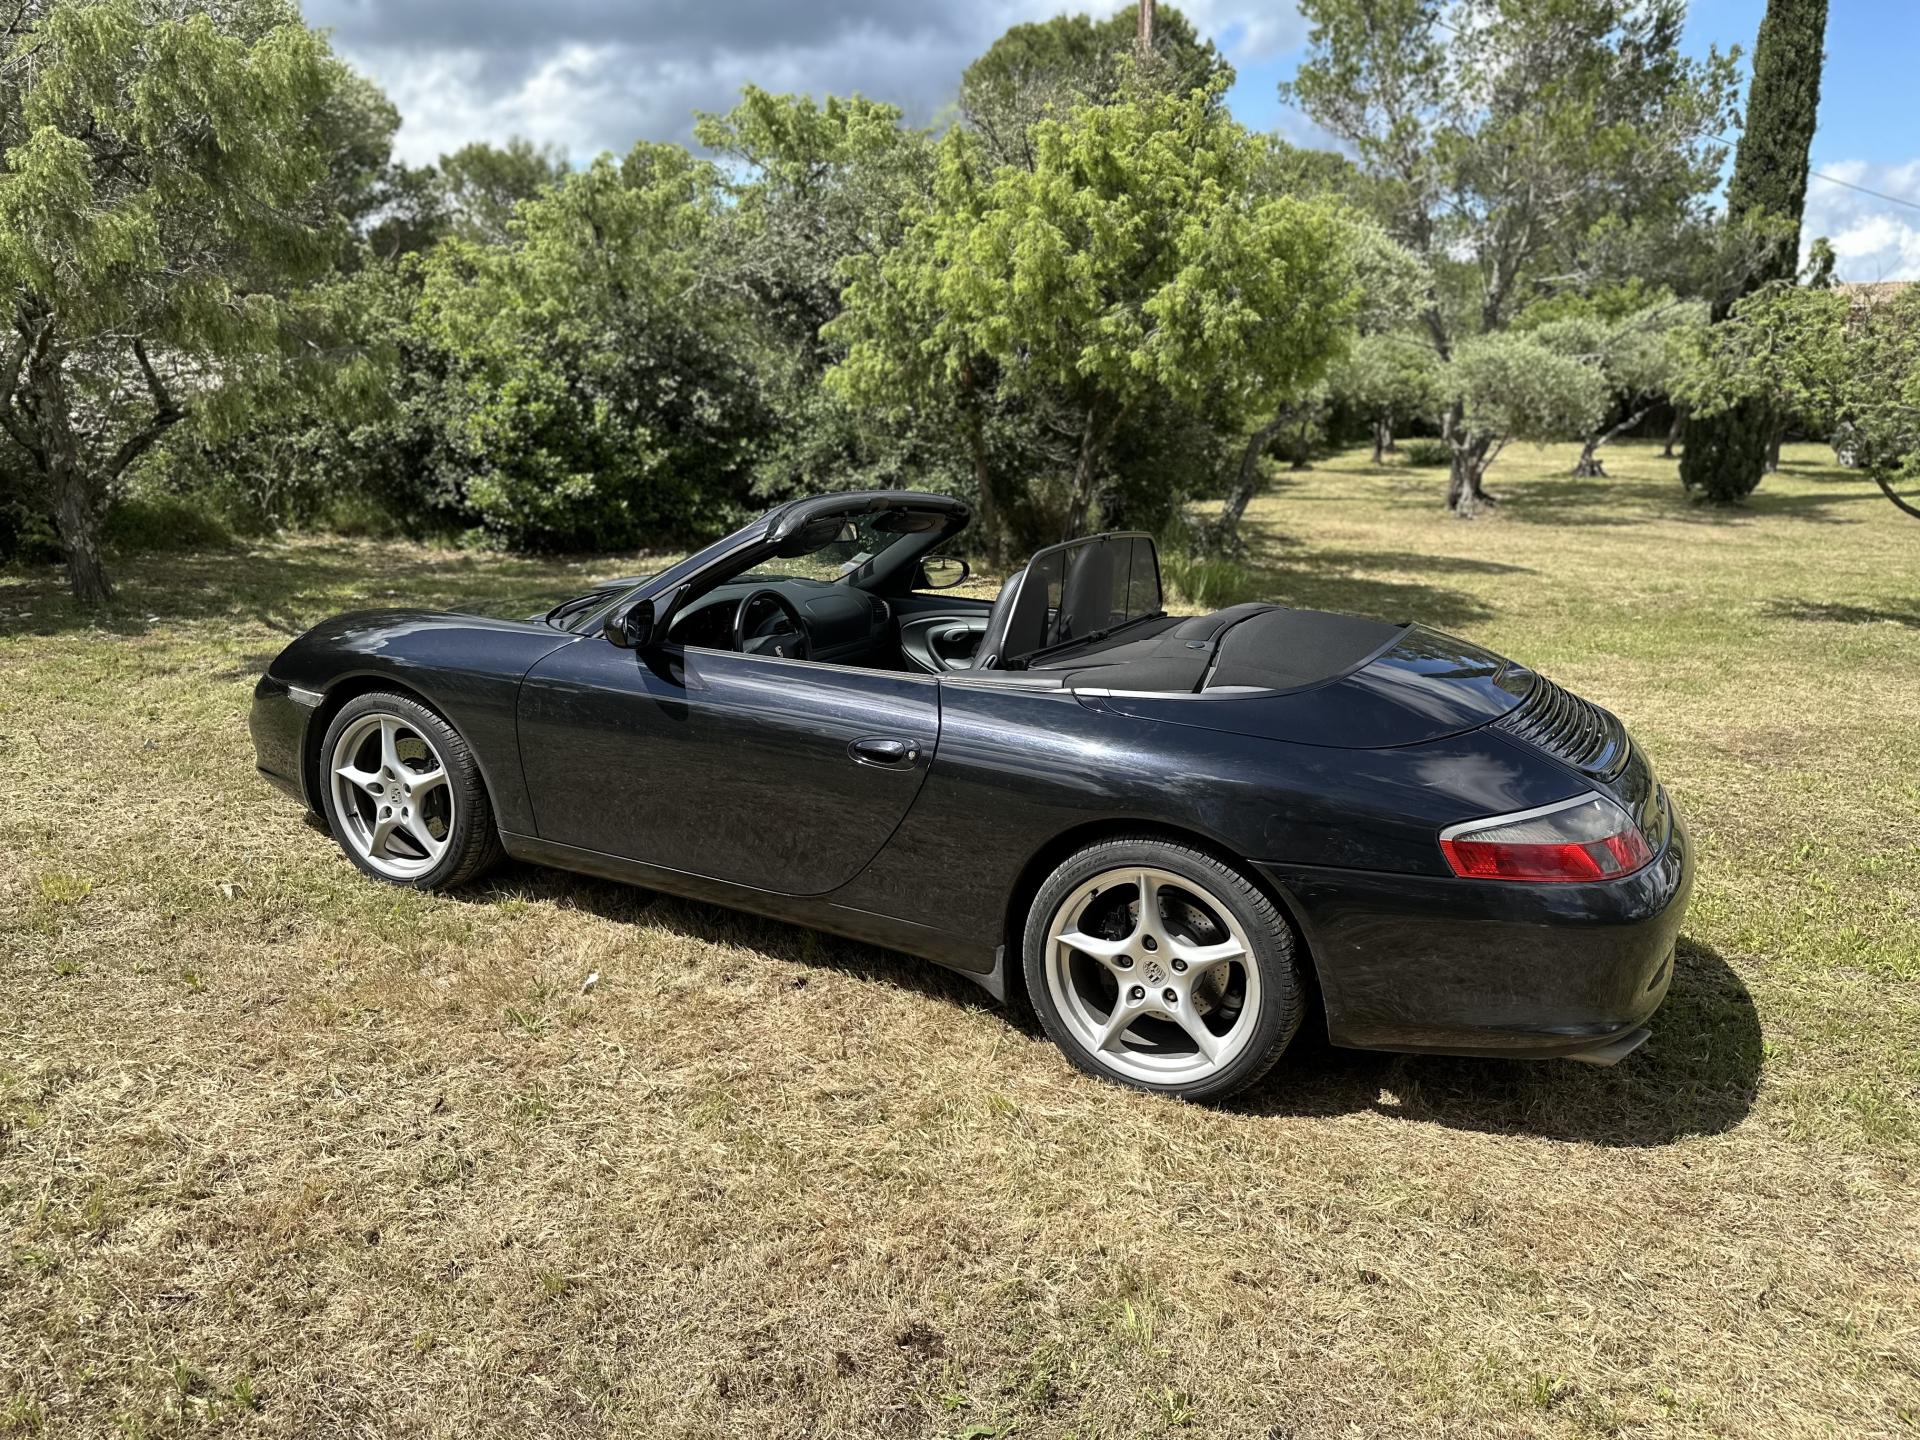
1495,674,1631,779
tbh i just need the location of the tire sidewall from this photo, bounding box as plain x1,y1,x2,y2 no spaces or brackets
1022,838,1302,1101
318,692,492,891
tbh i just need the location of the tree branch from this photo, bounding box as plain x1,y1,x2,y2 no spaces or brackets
104,338,185,480
0,335,39,461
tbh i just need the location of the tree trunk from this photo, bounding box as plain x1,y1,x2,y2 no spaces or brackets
1574,403,1657,479
1212,411,1290,552
1663,404,1686,458
20,338,115,604
961,397,1002,566
1287,413,1314,470
1371,417,1392,465
1447,434,1495,517
1765,428,1783,473
53,476,113,604
1062,404,1109,540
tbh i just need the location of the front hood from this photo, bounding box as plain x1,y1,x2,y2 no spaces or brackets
267,608,575,699
1106,623,1533,750
295,607,550,652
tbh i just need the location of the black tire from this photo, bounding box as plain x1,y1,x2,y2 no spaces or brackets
318,691,503,891
1022,836,1304,1102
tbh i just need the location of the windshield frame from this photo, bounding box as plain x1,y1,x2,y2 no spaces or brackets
556,491,971,637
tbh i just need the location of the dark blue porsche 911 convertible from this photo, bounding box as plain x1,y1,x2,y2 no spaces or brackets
252,490,1692,1100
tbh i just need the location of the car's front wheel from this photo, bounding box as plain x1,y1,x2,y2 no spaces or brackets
1023,837,1305,1101
319,691,501,891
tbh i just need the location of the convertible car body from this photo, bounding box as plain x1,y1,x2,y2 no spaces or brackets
251,490,1692,1100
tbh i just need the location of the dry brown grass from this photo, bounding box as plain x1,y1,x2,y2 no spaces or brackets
3,442,1918,1439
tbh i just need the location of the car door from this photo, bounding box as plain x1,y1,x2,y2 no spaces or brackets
516,638,940,896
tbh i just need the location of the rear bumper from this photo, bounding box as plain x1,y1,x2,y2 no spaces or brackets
1258,808,1693,1060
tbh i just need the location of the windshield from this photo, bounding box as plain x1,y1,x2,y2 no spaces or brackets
548,499,956,634
741,509,944,585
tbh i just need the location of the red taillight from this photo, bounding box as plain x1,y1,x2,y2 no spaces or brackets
1439,794,1653,884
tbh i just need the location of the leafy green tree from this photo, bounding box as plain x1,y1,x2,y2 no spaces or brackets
316,70,403,249
1212,219,1428,543
366,162,452,260
0,0,352,602
1285,0,1736,515
1680,0,1829,503
1679,283,1919,518
439,137,569,245
1447,333,1610,475
414,146,759,549
692,90,956,501
830,86,1356,549
1328,334,1444,464
961,5,1230,168
1532,301,1704,476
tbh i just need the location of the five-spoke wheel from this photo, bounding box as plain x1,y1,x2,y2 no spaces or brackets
318,691,501,890
1025,838,1303,1100
329,712,455,879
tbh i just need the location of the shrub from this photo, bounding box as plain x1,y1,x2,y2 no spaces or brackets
102,495,234,554
1161,551,1256,610
0,502,64,566
1400,439,1452,467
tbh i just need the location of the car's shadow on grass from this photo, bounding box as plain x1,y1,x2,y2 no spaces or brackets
466,866,1759,1148
1236,936,1762,1147
464,863,1023,1021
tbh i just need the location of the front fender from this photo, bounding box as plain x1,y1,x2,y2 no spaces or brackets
254,609,576,835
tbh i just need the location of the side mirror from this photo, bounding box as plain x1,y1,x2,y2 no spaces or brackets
919,556,971,590
603,598,656,650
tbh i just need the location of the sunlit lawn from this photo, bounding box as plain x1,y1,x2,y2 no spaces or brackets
2,439,1917,1438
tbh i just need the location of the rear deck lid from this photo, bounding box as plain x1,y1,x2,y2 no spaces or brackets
1102,622,1533,749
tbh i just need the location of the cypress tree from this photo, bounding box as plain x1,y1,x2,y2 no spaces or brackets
1680,0,1829,502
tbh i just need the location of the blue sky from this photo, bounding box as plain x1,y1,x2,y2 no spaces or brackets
314,0,1920,281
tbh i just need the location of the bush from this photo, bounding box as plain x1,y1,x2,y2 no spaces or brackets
102,495,235,554
0,502,64,566
1400,439,1452,467
1161,551,1256,609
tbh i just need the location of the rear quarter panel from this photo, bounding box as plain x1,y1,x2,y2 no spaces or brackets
835,679,1592,960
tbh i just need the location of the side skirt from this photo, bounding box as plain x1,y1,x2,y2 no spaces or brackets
497,831,1007,1003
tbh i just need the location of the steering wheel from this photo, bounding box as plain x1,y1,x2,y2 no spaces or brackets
731,588,812,660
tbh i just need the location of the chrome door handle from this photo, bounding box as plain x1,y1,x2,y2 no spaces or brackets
848,736,920,768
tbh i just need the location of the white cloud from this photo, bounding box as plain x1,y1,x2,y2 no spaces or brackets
1802,157,1920,283
307,0,1307,164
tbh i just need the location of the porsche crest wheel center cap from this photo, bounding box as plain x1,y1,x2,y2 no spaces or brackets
1143,958,1166,986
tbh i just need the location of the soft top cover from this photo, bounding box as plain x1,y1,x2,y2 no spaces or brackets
1023,603,1405,695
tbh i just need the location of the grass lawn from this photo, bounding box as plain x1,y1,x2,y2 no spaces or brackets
2,440,1917,1438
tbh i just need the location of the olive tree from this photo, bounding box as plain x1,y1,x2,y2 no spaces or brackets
1446,333,1610,481
1285,0,1736,515
0,0,352,602
1328,335,1443,465
1680,283,1920,518
1533,303,1704,477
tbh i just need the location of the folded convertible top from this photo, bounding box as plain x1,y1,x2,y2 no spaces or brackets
1024,604,1406,695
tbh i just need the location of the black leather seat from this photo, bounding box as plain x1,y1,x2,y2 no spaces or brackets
974,566,1050,670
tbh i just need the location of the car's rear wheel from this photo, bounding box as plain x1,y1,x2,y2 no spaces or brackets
1023,837,1304,1101
319,692,501,890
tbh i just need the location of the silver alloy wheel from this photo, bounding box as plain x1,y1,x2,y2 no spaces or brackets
328,711,455,880
1043,866,1262,1085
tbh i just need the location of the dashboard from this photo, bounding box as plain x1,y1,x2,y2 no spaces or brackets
667,576,894,665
